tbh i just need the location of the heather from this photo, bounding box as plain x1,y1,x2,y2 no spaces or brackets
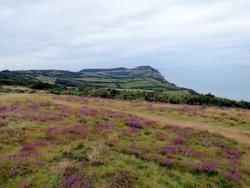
0,93,250,187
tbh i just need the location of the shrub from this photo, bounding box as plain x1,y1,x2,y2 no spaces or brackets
126,119,143,129
109,170,136,188
192,161,218,175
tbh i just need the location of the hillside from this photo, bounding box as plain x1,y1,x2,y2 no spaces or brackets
0,93,250,187
0,66,192,93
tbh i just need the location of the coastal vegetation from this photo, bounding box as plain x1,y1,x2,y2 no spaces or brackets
0,93,250,187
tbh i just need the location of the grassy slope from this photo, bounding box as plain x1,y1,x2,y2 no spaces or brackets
0,93,250,187
0,67,193,94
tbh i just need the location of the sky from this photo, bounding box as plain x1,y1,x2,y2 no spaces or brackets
0,0,250,71
0,0,250,100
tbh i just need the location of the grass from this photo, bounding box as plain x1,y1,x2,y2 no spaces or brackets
0,66,190,92
36,76,56,84
0,93,250,187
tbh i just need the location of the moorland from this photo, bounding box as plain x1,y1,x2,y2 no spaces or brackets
0,66,250,187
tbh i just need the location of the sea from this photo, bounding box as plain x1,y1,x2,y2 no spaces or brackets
161,65,250,102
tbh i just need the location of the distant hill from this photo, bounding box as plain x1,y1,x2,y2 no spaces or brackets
79,66,164,81
0,66,194,93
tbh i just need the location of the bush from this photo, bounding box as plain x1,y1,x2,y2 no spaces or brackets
46,87,250,109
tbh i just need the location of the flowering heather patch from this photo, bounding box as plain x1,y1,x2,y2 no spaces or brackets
161,144,199,157
181,106,200,115
143,120,156,126
226,160,242,183
18,150,38,158
47,126,61,140
31,115,50,122
160,158,176,167
17,139,48,158
80,160,88,166
129,142,137,153
154,131,166,141
109,170,136,188
122,128,139,137
121,142,150,161
5,101,70,123
57,104,71,112
9,103,20,111
79,95,89,102
0,105,8,113
22,139,48,151
61,172,92,188
33,139,49,146
8,165,19,177
102,124,115,130
200,137,212,147
100,115,109,121
227,170,242,183
1,93,250,187
221,146,242,160
192,161,218,175
47,126,58,133
47,124,89,142
126,118,143,129
164,124,194,135
21,143,34,151
108,110,127,119
89,109,97,116
26,101,41,110
79,107,98,116
93,124,115,133
170,136,185,145
67,125,88,138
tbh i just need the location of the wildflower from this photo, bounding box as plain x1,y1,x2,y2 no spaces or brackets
47,127,57,132
127,119,143,129
226,157,242,183
61,172,92,188
122,128,139,137
0,106,8,113
161,159,175,167
18,150,38,158
10,104,20,111
143,120,156,126
109,170,136,188
154,132,166,141
200,138,212,147
128,142,137,154
161,145,198,156
33,139,49,147
170,136,184,145
22,144,34,151
93,124,115,132
221,146,242,160
192,161,218,174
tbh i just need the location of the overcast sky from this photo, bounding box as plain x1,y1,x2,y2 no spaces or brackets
0,0,250,71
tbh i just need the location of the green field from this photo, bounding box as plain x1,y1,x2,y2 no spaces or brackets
0,66,192,93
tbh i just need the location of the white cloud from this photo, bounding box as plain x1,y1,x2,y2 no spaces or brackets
0,6,16,19
0,0,250,70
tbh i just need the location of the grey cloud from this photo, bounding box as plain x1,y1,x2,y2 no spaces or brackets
0,0,250,70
